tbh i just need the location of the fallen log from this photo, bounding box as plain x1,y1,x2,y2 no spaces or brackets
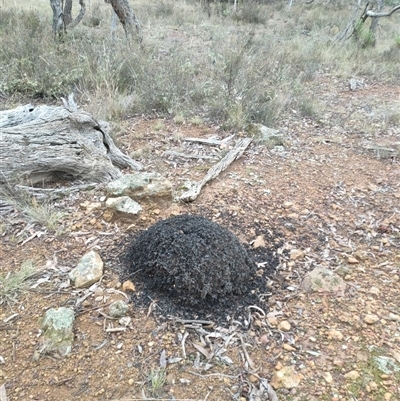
0,95,142,188
179,137,252,202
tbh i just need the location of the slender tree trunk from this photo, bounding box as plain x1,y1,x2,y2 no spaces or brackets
69,0,86,29
369,0,383,45
50,0,64,35
104,0,142,43
49,0,86,35
64,0,73,26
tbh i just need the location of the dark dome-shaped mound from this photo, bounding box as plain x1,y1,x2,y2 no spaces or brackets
125,214,256,307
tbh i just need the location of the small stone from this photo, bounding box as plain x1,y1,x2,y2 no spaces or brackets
122,280,136,292
388,313,400,322
102,209,114,222
354,250,368,261
128,378,134,385
275,362,283,371
287,213,299,219
384,393,392,400
369,287,380,295
368,381,378,392
344,370,360,380
278,321,291,331
301,267,346,294
69,251,104,289
119,316,131,327
80,201,102,212
253,235,265,249
327,330,344,341
283,344,296,351
106,173,173,208
290,249,305,260
364,314,379,325
260,334,269,344
106,196,142,219
347,257,359,264
248,374,258,383
322,371,333,384
267,317,278,327
283,202,294,209
39,307,75,358
270,365,301,389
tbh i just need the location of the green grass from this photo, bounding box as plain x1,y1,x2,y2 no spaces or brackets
345,346,400,399
147,368,166,395
0,0,399,129
0,186,66,234
0,260,36,305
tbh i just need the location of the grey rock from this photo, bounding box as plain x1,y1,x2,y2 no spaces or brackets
300,267,346,294
108,300,130,318
106,173,173,208
106,196,142,218
246,123,285,148
69,251,104,288
39,307,75,357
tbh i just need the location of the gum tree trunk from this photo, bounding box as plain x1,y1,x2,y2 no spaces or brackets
49,0,86,35
104,0,142,43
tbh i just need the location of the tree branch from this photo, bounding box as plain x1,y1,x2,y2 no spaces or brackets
366,5,400,18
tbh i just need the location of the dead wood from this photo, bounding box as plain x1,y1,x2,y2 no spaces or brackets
164,150,218,161
182,134,235,146
179,138,252,202
0,95,142,189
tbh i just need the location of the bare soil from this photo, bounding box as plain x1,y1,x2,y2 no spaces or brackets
1,77,399,401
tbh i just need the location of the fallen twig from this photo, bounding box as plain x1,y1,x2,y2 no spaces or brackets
238,333,255,370
181,331,189,358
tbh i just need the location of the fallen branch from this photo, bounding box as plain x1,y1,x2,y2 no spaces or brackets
164,151,218,160
182,134,235,146
179,138,252,202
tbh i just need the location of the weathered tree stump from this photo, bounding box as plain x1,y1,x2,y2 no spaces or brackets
0,95,142,187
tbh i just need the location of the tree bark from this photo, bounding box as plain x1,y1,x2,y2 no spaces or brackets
104,0,142,43
64,0,73,26
69,0,87,29
0,95,142,188
335,1,400,43
50,0,64,35
49,0,86,35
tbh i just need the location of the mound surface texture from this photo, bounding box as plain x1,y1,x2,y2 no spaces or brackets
126,214,255,307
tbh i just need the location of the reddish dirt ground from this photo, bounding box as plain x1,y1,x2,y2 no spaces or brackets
1,78,399,401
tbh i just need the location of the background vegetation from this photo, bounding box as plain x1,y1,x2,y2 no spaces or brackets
0,0,399,130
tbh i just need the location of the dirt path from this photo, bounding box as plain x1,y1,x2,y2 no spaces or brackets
1,78,399,401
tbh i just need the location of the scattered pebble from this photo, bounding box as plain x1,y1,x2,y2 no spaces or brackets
327,330,344,341
270,365,301,389
122,280,136,292
364,314,379,325
283,344,296,352
369,286,380,295
278,320,291,331
344,370,360,380
347,257,359,264
322,372,333,384
290,249,305,260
